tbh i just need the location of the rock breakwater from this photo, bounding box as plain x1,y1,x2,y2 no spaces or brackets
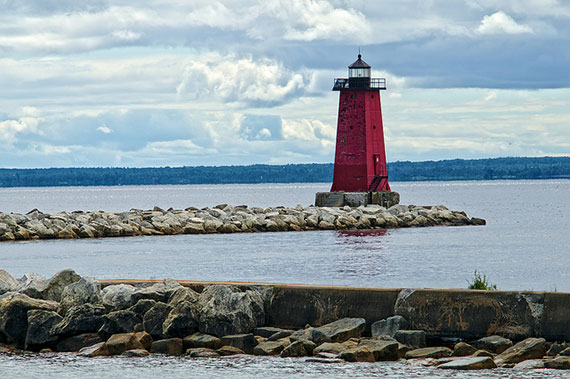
0,204,485,241
1,269,569,372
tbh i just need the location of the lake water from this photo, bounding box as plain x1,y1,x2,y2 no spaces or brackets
0,180,569,378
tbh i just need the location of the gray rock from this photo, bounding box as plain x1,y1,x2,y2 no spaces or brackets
513,359,545,370
168,286,199,304
56,333,102,352
339,346,376,362
101,284,135,310
371,315,408,337
77,341,110,357
394,330,426,349
253,340,288,356
0,270,18,295
149,338,184,355
544,356,570,369
280,340,317,357
0,292,59,347
438,356,497,370
131,279,183,304
452,342,478,357
475,335,513,354
60,277,102,313
405,347,452,359
142,302,173,339
25,309,63,350
358,339,399,361
197,285,264,337
268,330,293,341
254,326,289,338
220,333,258,354
98,310,141,340
163,300,198,338
311,318,366,344
494,338,547,366
313,342,348,356
183,332,222,350
122,349,150,357
52,304,106,338
128,299,156,316
41,269,81,302
17,273,48,299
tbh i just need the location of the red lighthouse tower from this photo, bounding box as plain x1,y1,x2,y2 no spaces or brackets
330,54,390,193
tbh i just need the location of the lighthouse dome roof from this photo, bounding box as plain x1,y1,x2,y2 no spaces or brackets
348,54,371,68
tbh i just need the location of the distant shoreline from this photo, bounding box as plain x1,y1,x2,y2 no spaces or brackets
0,156,569,188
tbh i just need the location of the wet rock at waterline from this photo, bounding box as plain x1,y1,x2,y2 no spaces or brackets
0,204,485,242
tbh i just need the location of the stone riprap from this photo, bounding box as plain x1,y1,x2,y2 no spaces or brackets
0,204,485,242
1,269,570,372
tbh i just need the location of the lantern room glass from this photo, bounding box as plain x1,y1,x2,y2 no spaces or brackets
349,67,370,78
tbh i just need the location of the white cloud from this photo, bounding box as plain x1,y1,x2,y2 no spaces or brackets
177,54,306,107
477,11,533,35
0,117,40,146
97,125,112,134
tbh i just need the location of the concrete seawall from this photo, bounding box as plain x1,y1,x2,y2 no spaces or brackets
100,279,570,342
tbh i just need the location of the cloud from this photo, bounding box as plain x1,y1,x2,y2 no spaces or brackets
477,11,533,35
97,125,112,134
176,54,307,107
0,116,40,146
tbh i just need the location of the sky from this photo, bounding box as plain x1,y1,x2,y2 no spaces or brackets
1,0,569,168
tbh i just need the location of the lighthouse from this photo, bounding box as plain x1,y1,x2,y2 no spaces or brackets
316,54,399,207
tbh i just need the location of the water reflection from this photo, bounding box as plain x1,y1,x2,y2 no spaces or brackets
333,229,390,280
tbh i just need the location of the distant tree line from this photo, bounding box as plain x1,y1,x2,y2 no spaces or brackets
0,157,569,188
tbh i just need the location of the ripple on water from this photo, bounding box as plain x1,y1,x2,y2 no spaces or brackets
1,353,569,379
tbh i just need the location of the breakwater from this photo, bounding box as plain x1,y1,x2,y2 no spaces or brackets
0,204,485,241
1,270,569,371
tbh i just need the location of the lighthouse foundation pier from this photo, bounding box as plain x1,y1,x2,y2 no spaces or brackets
315,191,400,208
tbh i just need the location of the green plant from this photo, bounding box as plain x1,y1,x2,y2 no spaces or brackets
467,270,497,290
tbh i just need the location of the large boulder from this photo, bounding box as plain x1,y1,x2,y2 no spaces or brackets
494,337,547,366
142,302,173,339
253,340,289,356
183,332,222,350
393,330,426,349
131,279,183,304
128,299,156,317
438,357,497,370
310,318,366,344
17,273,48,299
357,339,399,361
101,284,136,310
339,346,376,362
220,333,258,354
25,309,63,350
106,333,145,355
52,304,106,338
0,292,59,347
98,310,141,340
452,342,478,357
0,270,18,295
56,333,102,352
163,300,198,338
40,269,81,302
475,335,513,354
405,347,452,359
371,315,408,338
149,338,184,355
544,356,570,370
280,340,316,357
60,277,102,313
197,285,264,337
